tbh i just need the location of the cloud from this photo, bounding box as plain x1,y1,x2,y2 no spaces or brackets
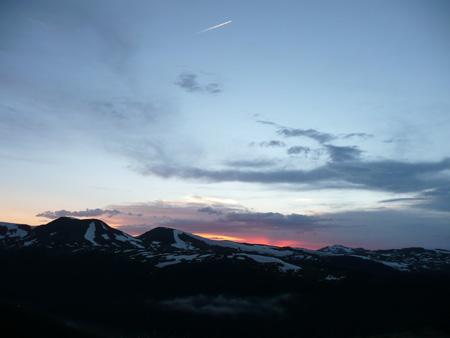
419,186,450,212
254,140,286,148
342,133,374,140
257,120,373,144
197,206,224,215
380,197,425,203
36,208,142,219
225,159,276,168
277,127,336,144
197,20,232,34
175,72,222,94
380,186,450,213
143,157,450,193
223,211,326,229
157,209,335,233
287,146,311,156
324,145,363,162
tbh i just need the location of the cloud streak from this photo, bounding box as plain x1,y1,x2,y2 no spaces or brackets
197,20,232,34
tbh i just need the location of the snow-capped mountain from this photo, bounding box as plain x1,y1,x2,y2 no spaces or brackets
1,217,449,276
17,217,144,249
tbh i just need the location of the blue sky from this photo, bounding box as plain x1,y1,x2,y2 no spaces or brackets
1,0,449,249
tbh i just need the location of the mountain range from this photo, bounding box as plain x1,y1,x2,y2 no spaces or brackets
1,217,450,337
1,217,449,276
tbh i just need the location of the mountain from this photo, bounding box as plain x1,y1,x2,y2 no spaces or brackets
1,217,450,338
17,217,144,249
2,217,449,275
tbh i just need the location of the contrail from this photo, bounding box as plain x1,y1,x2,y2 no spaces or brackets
197,20,232,33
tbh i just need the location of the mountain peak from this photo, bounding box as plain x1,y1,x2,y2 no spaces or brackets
19,217,144,249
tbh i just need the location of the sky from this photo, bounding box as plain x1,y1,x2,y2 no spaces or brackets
1,0,450,250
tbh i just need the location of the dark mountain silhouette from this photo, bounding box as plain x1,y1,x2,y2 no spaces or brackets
1,217,450,337
18,217,144,249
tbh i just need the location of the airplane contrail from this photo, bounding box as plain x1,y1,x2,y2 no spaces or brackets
197,20,232,34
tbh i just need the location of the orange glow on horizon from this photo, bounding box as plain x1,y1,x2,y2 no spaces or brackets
193,233,321,250
193,233,246,242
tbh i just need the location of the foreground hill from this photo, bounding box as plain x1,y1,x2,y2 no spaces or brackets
1,217,450,337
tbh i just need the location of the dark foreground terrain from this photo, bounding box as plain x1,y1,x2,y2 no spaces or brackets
1,217,450,337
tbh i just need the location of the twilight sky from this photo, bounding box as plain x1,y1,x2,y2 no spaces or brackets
1,0,450,249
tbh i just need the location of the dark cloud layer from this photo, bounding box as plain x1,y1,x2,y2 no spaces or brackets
381,186,450,212
158,209,334,233
175,72,222,94
144,158,450,194
36,208,142,219
198,206,224,215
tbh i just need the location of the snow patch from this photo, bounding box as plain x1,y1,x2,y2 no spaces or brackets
23,239,38,247
350,254,372,260
237,253,301,272
114,233,144,248
84,222,99,246
378,260,410,272
320,245,355,255
171,230,189,250
325,275,345,281
0,223,28,238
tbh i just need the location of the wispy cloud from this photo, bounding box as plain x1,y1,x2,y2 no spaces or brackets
257,120,372,144
175,72,222,94
278,127,336,144
287,146,311,156
342,133,373,140
249,140,286,148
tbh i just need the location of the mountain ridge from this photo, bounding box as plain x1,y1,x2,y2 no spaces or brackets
1,217,449,275
1,217,450,337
